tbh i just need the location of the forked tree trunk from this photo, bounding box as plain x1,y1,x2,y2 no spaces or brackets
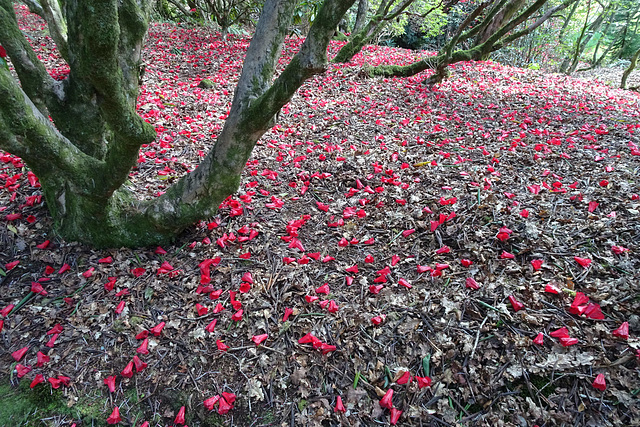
0,0,355,247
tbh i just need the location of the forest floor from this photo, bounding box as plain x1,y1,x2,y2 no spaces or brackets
1,5,640,427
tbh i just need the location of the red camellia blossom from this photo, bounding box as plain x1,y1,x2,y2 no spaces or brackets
334,396,346,413
282,307,294,322
533,333,544,345
416,376,431,388
390,407,402,425
252,334,268,345
150,321,165,336
107,407,122,424
12,346,28,362
30,374,45,388
0,46,7,58
104,375,117,393
465,277,480,290
574,256,591,268
174,406,186,425
460,259,473,267
121,361,134,378
508,295,524,312
611,322,629,340
396,371,412,385
592,373,606,391
216,340,230,352
380,389,394,409
500,251,515,259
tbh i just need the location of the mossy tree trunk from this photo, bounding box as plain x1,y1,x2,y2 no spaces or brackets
0,0,355,247
369,0,577,82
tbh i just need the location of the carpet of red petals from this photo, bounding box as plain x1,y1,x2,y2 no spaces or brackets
1,4,640,426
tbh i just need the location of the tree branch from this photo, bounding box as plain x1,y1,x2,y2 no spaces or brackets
0,65,101,185
0,0,64,115
495,0,576,50
40,0,68,60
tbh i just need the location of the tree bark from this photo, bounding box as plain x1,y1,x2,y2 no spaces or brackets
621,46,640,89
353,0,368,33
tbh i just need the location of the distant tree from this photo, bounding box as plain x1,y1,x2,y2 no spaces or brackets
560,0,611,74
333,0,453,63
368,0,579,83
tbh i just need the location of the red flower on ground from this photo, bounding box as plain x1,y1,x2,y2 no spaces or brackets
508,295,524,312
174,406,186,425
532,333,544,345
390,407,403,425
380,389,394,409
416,376,431,388
592,373,606,391
107,407,122,424
612,322,629,340
12,346,28,362
104,375,116,393
252,334,268,346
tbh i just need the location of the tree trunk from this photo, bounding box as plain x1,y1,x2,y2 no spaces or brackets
474,0,526,47
353,0,368,33
621,46,640,89
563,1,610,75
0,0,356,247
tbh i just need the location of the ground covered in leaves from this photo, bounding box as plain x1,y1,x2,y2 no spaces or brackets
1,5,640,427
